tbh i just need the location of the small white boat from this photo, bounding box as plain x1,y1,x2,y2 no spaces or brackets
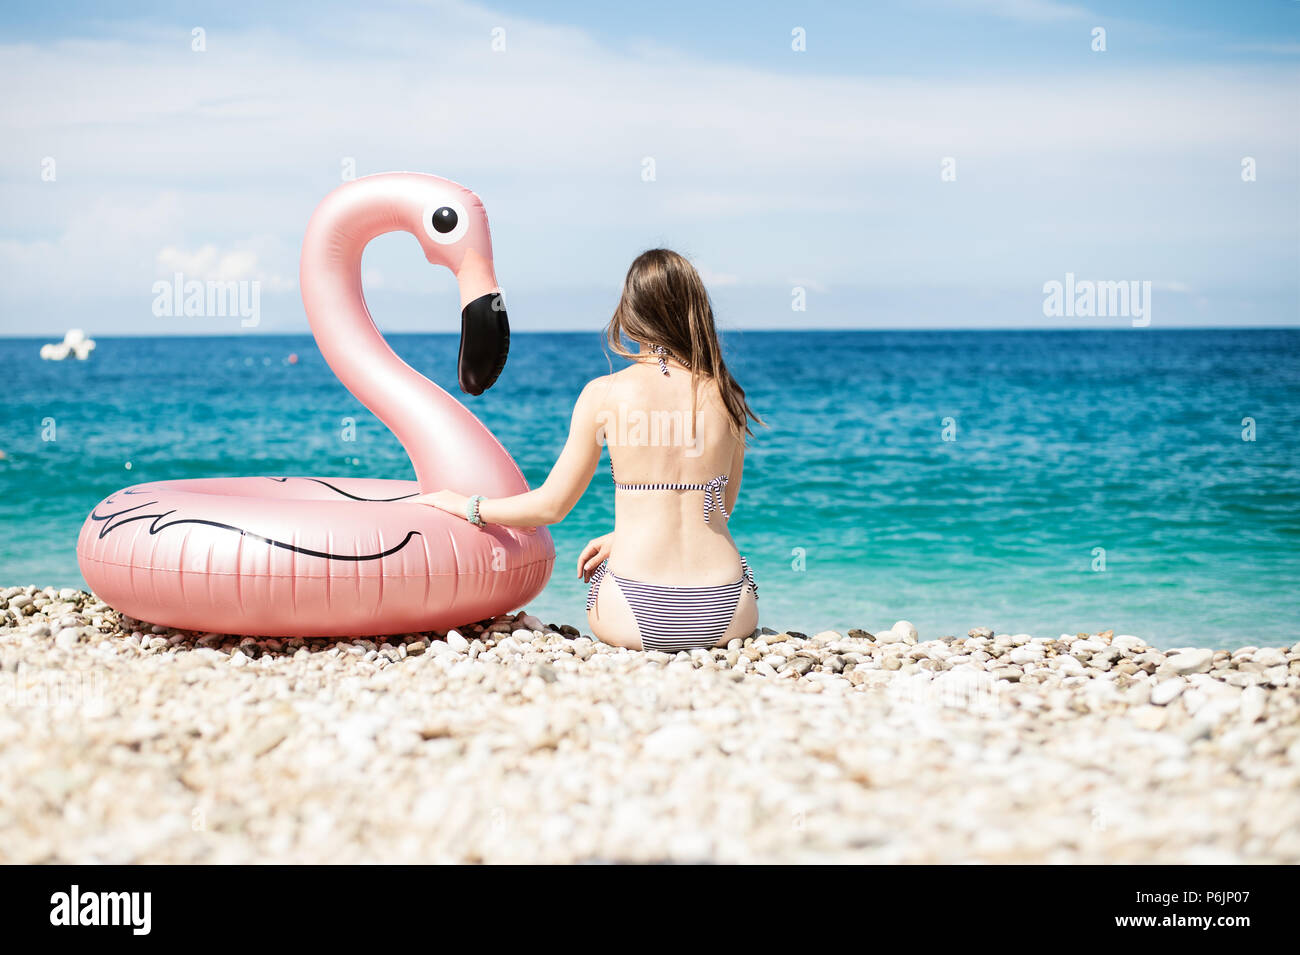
40,328,96,360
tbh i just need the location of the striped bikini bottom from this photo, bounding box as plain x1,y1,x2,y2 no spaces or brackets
586,558,759,653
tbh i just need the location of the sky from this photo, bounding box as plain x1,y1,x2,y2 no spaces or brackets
1,0,1297,335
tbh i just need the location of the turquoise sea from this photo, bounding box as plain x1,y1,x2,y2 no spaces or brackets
2,329,1297,649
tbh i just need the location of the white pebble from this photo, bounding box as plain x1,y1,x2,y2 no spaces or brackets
1150,678,1186,706
642,723,710,759
1253,647,1285,668
1240,685,1267,723
1163,648,1213,676
892,620,918,641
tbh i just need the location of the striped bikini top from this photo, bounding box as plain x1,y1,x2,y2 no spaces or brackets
611,463,730,524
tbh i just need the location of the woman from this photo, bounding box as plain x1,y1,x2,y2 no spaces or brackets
416,249,762,651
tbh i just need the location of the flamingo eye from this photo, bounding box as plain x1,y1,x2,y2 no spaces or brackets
431,207,457,233
423,200,469,245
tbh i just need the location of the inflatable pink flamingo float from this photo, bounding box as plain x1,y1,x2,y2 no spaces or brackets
77,173,554,636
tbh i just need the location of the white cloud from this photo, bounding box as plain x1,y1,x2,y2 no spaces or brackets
0,192,185,296
2,6,1290,188
156,243,293,290
157,245,255,281
696,266,741,288
0,0,1295,331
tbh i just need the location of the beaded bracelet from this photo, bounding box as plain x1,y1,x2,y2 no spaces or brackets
466,495,485,526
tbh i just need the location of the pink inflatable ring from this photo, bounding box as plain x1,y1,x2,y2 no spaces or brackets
77,173,554,637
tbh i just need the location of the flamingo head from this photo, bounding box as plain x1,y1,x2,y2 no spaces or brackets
408,176,510,396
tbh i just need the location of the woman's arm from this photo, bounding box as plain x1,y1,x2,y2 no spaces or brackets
725,440,744,516
413,377,608,527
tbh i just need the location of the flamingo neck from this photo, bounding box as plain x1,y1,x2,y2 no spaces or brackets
299,179,528,497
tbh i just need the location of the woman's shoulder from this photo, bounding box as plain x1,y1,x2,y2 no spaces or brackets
581,366,643,398
577,373,617,398
569,374,619,417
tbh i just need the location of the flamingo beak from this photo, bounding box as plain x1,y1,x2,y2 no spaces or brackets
455,247,510,396
458,290,510,396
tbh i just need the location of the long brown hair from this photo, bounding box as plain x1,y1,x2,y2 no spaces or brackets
605,249,762,440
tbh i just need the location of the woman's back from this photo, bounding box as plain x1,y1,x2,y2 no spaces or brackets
599,361,745,585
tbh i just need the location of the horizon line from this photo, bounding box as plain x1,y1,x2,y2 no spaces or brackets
3,325,1300,341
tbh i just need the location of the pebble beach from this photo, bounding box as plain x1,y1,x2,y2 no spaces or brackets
2,584,1298,864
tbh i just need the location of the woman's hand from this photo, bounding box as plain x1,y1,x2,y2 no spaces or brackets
412,489,471,519
577,532,613,581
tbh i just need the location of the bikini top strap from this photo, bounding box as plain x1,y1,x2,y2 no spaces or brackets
610,463,730,523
